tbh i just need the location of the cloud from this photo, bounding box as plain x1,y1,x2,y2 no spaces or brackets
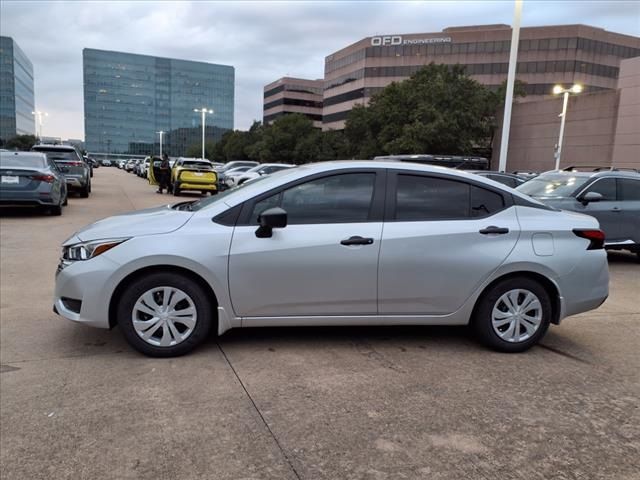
1,0,638,140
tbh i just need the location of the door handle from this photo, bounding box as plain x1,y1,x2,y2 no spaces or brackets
610,207,621,212
479,226,510,235
340,236,374,246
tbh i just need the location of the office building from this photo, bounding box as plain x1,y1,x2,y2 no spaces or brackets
0,36,35,142
83,48,234,155
263,77,323,128
323,24,640,130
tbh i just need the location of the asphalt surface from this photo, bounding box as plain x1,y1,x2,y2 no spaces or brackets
1,167,639,480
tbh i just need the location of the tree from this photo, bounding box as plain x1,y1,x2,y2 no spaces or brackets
250,114,316,164
344,64,506,158
4,134,37,151
185,140,216,159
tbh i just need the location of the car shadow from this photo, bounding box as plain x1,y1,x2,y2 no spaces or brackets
607,250,638,264
0,206,51,217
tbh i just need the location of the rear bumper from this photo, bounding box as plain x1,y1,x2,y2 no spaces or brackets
557,250,610,321
64,176,87,189
176,182,217,191
0,190,57,206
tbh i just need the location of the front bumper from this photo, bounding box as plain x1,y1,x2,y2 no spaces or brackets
53,254,120,329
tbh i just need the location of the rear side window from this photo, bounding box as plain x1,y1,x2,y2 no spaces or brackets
583,178,616,201
618,178,640,201
394,175,505,221
251,173,376,224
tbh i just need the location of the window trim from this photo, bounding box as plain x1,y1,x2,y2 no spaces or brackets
384,170,513,222
236,168,387,226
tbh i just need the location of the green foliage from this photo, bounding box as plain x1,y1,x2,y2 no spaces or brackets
344,63,517,157
4,134,38,151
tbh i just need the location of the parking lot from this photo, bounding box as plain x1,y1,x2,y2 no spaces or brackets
1,166,639,480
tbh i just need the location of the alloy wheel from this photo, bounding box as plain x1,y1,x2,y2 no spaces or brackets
491,289,543,343
132,286,197,347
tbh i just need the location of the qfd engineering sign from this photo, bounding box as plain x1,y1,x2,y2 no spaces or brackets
370,36,452,46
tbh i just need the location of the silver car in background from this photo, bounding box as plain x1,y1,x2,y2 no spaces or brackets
0,151,68,215
54,161,609,357
517,168,640,257
32,145,91,198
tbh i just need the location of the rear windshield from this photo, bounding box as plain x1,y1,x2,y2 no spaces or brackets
0,155,46,169
32,149,79,162
182,162,211,169
516,174,590,198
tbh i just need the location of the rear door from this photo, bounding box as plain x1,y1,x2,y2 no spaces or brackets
378,172,519,315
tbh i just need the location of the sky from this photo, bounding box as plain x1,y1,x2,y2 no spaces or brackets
1,0,638,140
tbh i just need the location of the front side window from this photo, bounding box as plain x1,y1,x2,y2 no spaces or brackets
394,175,505,221
583,178,616,201
618,178,640,201
251,173,376,224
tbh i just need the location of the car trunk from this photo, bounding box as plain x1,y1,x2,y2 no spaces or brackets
0,168,48,191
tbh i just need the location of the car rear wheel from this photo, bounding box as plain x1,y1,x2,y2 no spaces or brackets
62,193,68,206
473,277,551,353
117,272,214,357
173,186,181,196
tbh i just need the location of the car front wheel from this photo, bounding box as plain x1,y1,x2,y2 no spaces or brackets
117,272,214,357
473,277,551,353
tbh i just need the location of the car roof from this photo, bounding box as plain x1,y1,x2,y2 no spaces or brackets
215,160,546,208
32,144,75,152
538,169,640,179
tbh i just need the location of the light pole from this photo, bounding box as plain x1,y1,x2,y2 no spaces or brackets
193,108,213,160
497,0,523,172
31,110,48,139
156,131,165,157
552,84,583,170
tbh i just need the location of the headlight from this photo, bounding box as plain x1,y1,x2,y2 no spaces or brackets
62,238,129,261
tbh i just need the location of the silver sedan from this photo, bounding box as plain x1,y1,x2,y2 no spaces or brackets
54,161,609,356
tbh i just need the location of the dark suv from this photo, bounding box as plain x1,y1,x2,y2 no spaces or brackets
517,167,640,257
32,145,91,197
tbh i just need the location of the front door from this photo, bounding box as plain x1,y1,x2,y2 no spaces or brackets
229,171,384,317
379,172,520,315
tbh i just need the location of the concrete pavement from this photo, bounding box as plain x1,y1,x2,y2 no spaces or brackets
1,167,639,479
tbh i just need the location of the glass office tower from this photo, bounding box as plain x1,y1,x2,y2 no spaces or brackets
83,49,234,155
0,36,35,143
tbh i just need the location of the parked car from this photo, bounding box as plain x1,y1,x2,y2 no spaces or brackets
222,166,254,188
101,159,112,167
116,160,126,169
32,145,91,197
167,158,218,196
125,159,136,172
470,171,528,188
374,154,489,170
236,163,295,186
84,156,99,176
0,151,67,215
139,158,151,178
517,167,640,257
54,161,609,357
217,161,259,190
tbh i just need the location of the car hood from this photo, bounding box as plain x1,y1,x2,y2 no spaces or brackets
74,205,193,242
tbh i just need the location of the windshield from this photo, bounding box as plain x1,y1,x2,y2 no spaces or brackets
181,161,211,169
516,174,590,198
0,155,46,169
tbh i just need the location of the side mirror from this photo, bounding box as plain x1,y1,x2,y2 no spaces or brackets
255,207,287,238
580,191,603,205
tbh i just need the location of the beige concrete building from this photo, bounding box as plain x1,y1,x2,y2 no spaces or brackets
323,24,640,130
493,56,640,172
263,77,323,128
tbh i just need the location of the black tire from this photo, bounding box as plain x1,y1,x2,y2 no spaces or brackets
173,187,181,196
49,204,62,216
117,272,214,357
472,276,551,353
62,193,68,206
80,186,89,198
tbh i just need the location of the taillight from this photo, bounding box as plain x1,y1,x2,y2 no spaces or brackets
573,229,605,250
31,174,55,183
69,161,84,167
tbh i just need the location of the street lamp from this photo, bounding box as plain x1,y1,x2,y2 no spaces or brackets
31,110,48,139
552,84,583,170
156,131,165,157
193,108,214,160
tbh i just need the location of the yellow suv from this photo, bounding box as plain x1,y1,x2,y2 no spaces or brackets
150,157,217,196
